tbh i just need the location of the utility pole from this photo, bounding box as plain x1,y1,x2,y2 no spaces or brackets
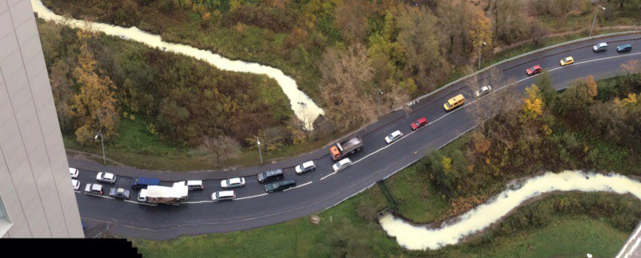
590,6,606,37
377,89,383,117
94,131,106,164
257,137,263,165
478,41,487,70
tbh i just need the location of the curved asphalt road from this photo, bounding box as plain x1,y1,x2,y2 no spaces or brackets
71,33,641,240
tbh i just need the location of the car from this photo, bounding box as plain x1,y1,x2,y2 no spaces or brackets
221,177,246,189
560,56,574,66
475,85,492,97
96,172,117,184
617,44,632,53
411,117,428,130
443,94,466,112
131,177,160,190
332,158,353,172
257,169,284,183
109,188,130,200
593,42,608,52
385,130,404,144
265,180,296,193
526,65,542,76
185,180,204,190
69,168,79,179
295,161,316,175
211,190,236,202
84,183,103,196
72,179,80,191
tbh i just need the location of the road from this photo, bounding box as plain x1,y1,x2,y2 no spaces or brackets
70,33,641,240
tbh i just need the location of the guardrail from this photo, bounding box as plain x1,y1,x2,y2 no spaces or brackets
405,30,641,108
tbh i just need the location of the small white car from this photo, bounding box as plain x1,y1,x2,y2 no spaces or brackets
69,168,79,179
295,161,316,174
185,180,204,190
385,130,403,144
475,85,492,97
221,177,246,189
96,172,117,184
211,190,236,202
332,158,353,172
72,179,80,191
84,183,103,195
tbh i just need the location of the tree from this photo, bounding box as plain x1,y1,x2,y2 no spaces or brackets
555,76,597,117
203,135,241,165
318,44,377,131
71,32,119,145
50,60,74,133
334,0,371,44
536,70,557,105
520,84,544,123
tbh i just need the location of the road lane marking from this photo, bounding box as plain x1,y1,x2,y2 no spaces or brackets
186,200,214,204
124,200,157,206
284,181,312,192
616,222,641,258
236,193,268,200
320,172,336,180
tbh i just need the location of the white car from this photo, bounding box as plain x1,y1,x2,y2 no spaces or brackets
69,168,79,179
211,190,236,202
332,158,353,172
385,130,403,144
96,172,117,184
475,85,492,97
295,161,316,174
72,179,80,191
221,177,246,189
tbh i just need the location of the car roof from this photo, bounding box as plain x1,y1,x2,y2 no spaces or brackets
417,117,427,122
302,161,315,167
218,190,235,197
339,158,351,164
391,130,401,136
229,178,242,183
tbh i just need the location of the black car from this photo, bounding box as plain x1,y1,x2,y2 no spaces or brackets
109,187,130,200
265,180,296,193
257,169,284,183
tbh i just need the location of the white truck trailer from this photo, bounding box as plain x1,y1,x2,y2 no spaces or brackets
137,181,189,205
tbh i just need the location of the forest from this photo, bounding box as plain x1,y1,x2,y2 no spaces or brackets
39,0,641,167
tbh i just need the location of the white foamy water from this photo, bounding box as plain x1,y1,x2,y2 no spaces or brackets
379,170,641,250
31,0,324,129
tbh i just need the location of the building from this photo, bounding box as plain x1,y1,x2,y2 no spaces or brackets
0,0,83,237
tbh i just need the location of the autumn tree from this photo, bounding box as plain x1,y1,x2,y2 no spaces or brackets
319,44,378,131
71,31,120,145
50,60,74,133
520,84,544,123
555,76,598,117
203,135,241,165
334,0,371,44
489,0,528,44
396,5,449,92
536,70,557,105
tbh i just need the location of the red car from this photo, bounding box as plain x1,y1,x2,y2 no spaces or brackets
411,117,428,130
526,65,542,76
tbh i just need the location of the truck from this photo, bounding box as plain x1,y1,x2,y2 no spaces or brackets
329,134,363,160
137,181,189,205
131,177,161,190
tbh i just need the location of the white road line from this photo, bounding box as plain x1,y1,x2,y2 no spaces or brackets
236,193,268,201
185,200,214,204
284,181,312,192
85,194,113,200
124,200,156,206
320,172,336,180
626,238,641,258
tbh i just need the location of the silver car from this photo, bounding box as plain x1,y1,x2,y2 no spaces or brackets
475,85,492,97
96,172,117,184
332,158,353,172
385,130,403,144
295,161,316,174
221,177,246,189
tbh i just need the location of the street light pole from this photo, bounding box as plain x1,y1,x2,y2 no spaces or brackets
590,6,606,37
478,41,487,70
376,89,383,117
94,131,106,164
257,137,263,165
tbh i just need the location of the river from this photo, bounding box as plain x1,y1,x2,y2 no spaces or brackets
30,0,324,130
379,170,641,250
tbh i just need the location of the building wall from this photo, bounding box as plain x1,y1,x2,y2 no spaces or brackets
0,0,83,238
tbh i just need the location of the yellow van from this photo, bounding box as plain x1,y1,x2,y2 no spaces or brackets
443,94,465,111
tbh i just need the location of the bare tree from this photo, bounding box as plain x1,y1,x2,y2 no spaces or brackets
530,22,548,46
203,135,241,165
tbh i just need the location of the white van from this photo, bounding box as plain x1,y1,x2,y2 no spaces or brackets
186,180,204,190
211,191,236,202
